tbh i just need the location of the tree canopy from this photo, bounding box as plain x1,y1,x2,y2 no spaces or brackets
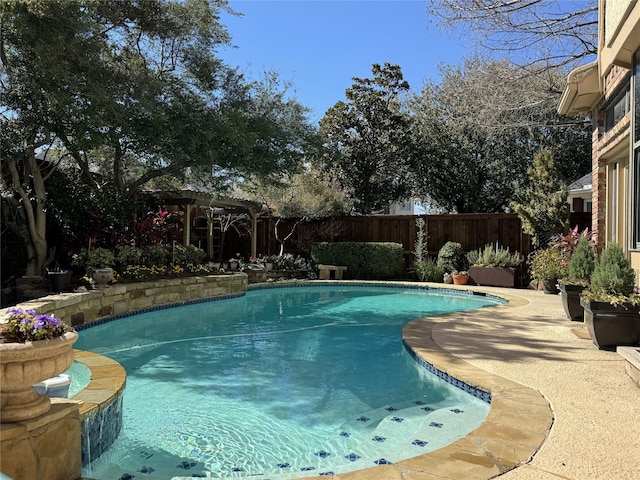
407,58,590,213
319,63,417,214
426,0,598,72
1,0,316,276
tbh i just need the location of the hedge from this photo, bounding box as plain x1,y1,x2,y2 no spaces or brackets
311,242,404,280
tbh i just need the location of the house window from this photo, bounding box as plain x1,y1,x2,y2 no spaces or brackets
633,50,640,249
636,49,640,143
633,149,640,249
605,86,630,132
610,162,618,243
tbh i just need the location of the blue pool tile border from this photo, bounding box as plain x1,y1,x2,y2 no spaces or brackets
403,339,492,404
248,281,508,305
77,281,497,403
74,292,246,331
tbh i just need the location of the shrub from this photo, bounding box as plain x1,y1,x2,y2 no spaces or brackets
436,241,468,273
173,244,206,266
86,247,115,271
590,243,636,297
414,258,444,282
566,237,595,285
311,242,404,280
142,244,170,266
467,243,523,268
528,246,567,281
116,245,143,269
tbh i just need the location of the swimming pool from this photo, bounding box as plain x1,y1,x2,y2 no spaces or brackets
75,284,502,479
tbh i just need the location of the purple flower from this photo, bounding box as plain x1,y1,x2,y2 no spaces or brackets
2,308,69,342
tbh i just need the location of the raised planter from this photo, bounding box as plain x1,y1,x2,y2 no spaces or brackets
559,282,585,321
469,266,520,288
0,331,78,422
580,298,640,350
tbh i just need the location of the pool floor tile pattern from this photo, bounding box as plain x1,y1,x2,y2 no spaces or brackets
88,398,486,479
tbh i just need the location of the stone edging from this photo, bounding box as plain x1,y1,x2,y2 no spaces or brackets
1,273,248,329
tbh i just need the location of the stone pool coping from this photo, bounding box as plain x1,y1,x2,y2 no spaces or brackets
71,350,126,419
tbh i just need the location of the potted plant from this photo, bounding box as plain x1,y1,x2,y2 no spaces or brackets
47,266,73,292
558,237,595,321
527,246,568,294
0,307,77,422
467,243,524,288
436,241,468,279
580,243,640,350
451,270,470,285
73,247,116,289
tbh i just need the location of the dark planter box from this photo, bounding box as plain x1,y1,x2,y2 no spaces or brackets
542,278,559,295
580,298,640,350
559,283,585,321
469,266,520,288
49,270,73,292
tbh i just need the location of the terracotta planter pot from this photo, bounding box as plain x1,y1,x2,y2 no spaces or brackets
0,331,78,422
452,274,470,285
580,298,640,350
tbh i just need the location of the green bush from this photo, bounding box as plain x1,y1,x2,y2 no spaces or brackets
311,242,404,280
566,237,595,285
116,245,143,269
436,241,468,273
173,244,206,266
142,244,170,266
528,246,567,281
86,247,115,270
590,243,635,297
414,258,444,282
467,243,523,268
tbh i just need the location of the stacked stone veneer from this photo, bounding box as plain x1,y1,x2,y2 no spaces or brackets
1,401,82,480
2,273,247,329
0,273,247,480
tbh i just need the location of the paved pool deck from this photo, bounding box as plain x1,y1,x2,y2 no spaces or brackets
325,283,639,480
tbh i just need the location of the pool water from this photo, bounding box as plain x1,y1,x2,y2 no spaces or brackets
66,361,92,397
76,285,500,479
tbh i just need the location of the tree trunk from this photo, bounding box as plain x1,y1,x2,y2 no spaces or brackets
5,150,50,277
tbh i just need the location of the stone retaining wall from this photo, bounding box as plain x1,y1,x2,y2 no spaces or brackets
2,273,247,328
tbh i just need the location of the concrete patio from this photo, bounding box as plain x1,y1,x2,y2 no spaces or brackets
415,284,639,480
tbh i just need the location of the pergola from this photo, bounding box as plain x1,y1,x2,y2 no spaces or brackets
149,190,265,259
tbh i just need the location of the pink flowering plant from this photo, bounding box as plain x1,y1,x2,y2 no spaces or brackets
1,307,72,343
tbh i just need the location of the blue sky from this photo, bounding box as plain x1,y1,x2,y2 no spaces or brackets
220,0,469,122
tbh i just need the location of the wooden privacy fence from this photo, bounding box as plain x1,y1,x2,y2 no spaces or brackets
221,213,530,268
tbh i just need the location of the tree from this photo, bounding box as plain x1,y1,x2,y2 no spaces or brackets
1,1,315,276
511,148,569,247
426,0,598,72
408,58,590,213
319,63,417,214
238,168,352,255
